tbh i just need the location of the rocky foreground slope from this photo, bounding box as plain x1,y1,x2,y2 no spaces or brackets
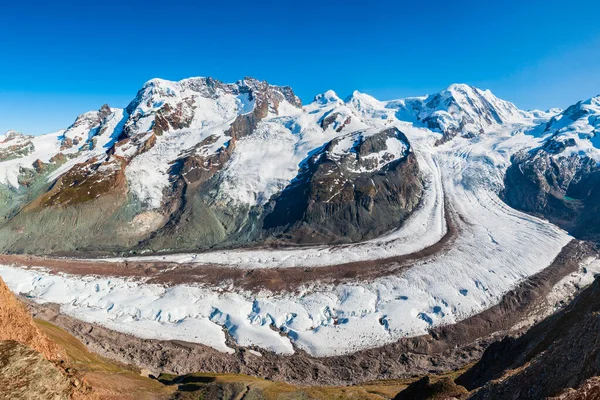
0,277,93,399
455,274,600,400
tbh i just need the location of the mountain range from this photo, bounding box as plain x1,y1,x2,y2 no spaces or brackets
1,77,598,255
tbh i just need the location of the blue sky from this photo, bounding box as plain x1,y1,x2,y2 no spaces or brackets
1,0,600,134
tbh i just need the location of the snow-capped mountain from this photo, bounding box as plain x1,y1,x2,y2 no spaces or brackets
0,77,596,254
503,94,600,242
387,83,531,143
537,95,600,158
0,77,422,254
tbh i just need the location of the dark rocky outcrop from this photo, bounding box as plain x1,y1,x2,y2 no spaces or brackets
263,127,422,244
503,95,600,244
394,376,468,400
503,146,600,243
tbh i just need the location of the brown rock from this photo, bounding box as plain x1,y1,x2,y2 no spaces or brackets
0,341,79,400
60,137,73,150
49,152,66,164
32,159,45,173
0,277,62,361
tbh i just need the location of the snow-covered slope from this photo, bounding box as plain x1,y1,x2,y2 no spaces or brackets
534,95,600,159
387,84,533,143
0,130,63,187
0,105,126,189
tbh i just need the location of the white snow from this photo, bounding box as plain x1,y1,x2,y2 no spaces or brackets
121,78,255,209
532,95,600,161
0,131,64,187
215,120,300,206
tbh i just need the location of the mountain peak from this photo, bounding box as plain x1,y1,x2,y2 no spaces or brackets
313,90,341,105
1,130,24,140
441,83,499,101
385,83,525,142
539,94,600,155
345,90,381,106
583,94,600,107
444,83,477,92
143,77,177,88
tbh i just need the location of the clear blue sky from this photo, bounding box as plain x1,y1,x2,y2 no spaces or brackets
1,0,600,134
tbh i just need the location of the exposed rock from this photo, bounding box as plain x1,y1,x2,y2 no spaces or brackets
49,152,66,164
0,132,34,161
263,127,422,243
98,103,112,119
32,159,45,173
32,156,127,208
503,145,600,243
320,111,351,132
0,341,88,400
503,96,600,244
394,376,468,400
550,377,600,400
457,275,600,399
0,278,97,399
0,277,62,361
60,137,74,150
152,99,195,136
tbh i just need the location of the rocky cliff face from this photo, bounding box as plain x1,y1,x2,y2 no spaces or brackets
263,127,422,243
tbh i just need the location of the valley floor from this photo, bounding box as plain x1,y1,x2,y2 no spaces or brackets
8,239,595,388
